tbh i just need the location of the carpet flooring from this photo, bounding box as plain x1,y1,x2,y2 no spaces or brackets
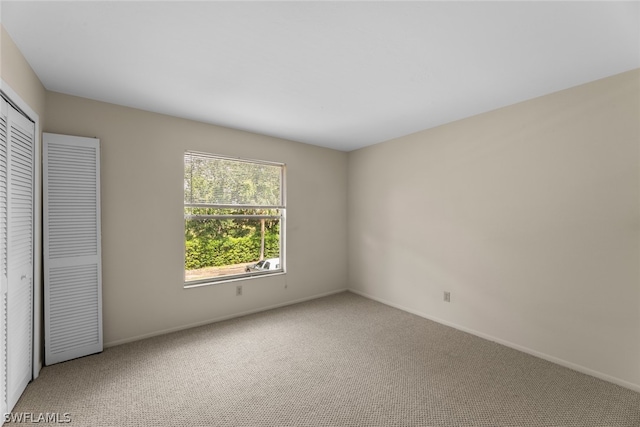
8,291,640,426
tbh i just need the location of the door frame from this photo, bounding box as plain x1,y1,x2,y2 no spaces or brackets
0,78,42,383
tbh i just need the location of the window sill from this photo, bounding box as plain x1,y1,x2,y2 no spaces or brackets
183,270,286,289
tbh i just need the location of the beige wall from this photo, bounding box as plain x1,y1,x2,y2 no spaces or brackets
348,69,640,390
0,25,46,120
44,92,348,346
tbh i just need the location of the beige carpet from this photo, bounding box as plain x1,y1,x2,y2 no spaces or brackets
9,291,640,426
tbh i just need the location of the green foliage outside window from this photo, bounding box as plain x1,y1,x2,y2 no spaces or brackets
185,218,280,269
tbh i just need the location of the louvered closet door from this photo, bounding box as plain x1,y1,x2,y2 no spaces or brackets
0,98,8,416
44,133,102,366
2,97,35,411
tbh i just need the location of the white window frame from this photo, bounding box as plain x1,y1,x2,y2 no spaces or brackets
183,151,286,288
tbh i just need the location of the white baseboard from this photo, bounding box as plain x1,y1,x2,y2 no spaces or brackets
105,288,348,348
347,288,640,393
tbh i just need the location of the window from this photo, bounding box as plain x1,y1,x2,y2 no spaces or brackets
184,151,285,286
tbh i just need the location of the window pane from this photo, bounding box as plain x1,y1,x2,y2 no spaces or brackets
185,153,282,206
184,216,281,282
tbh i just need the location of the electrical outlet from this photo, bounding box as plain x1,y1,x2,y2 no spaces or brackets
444,291,451,302
236,285,243,296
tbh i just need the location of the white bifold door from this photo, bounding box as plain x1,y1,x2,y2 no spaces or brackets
0,96,35,413
43,133,102,366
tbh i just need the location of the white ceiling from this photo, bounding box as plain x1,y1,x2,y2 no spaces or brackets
1,1,639,152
